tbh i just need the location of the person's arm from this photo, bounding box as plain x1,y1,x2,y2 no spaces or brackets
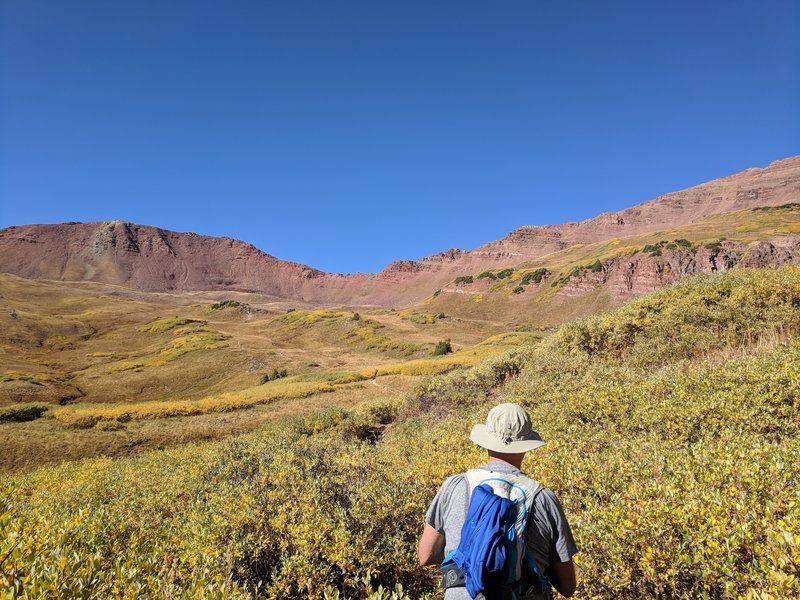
547,558,576,597
417,523,445,566
525,488,579,597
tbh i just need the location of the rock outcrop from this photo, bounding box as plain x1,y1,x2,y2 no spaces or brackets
557,237,800,299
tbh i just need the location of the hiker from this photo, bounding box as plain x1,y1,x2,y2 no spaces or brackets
418,403,577,599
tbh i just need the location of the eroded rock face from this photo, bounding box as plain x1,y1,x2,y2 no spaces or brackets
558,237,800,299
1,156,799,306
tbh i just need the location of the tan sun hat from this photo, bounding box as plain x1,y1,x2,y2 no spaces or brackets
469,403,546,453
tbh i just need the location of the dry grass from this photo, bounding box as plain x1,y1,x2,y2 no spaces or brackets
0,376,417,472
52,380,336,427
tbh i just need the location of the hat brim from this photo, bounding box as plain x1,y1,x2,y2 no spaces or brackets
470,424,546,454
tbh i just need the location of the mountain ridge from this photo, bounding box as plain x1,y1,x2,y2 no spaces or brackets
1,155,799,306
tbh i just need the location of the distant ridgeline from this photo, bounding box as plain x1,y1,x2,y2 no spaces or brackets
2,265,799,599
0,156,798,313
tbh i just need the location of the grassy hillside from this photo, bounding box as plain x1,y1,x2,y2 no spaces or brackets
2,266,798,599
0,275,526,470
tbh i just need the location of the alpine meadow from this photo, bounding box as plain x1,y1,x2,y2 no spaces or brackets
1,265,799,599
2,161,800,599
3,3,800,597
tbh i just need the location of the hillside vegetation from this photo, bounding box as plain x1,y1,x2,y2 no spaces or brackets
2,266,799,598
0,275,519,469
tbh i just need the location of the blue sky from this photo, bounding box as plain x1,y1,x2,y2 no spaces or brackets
1,1,798,274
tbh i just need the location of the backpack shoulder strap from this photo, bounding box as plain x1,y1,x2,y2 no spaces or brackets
465,469,543,504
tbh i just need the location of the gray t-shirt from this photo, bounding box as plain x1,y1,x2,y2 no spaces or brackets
425,462,578,600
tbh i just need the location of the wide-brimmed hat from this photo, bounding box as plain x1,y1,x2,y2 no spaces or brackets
470,403,546,454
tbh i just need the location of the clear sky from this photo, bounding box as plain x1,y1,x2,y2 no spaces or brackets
1,1,798,274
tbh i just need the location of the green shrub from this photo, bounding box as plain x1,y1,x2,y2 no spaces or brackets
210,300,243,310
512,286,524,294
520,269,548,286
0,403,50,422
476,271,497,281
432,339,453,356
352,312,361,321
752,202,800,211
642,243,666,256
261,369,290,384
454,276,473,285
358,398,400,425
589,259,603,272
497,268,514,279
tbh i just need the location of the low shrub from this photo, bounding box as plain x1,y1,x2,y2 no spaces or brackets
0,403,50,422
552,265,800,368
53,380,335,425
210,300,243,310
138,318,204,333
520,268,548,286
432,339,453,356
107,331,229,372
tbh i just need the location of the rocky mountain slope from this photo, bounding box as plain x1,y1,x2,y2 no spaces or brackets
0,220,375,304
1,156,799,308
382,155,800,273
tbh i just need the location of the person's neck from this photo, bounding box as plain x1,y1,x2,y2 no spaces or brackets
487,453,524,469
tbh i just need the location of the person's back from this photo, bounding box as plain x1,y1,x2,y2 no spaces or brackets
418,404,577,599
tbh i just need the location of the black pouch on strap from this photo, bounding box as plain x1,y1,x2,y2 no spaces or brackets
441,559,466,590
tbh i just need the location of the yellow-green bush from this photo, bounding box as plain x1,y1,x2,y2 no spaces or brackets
292,371,367,385
52,380,334,427
2,266,799,599
553,266,800,367
275,309,350,326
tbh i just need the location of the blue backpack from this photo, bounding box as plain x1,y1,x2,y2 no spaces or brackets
441,469,548,599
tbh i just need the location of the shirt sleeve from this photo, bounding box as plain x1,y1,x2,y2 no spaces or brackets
425,474,466,533
525,488,578,571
